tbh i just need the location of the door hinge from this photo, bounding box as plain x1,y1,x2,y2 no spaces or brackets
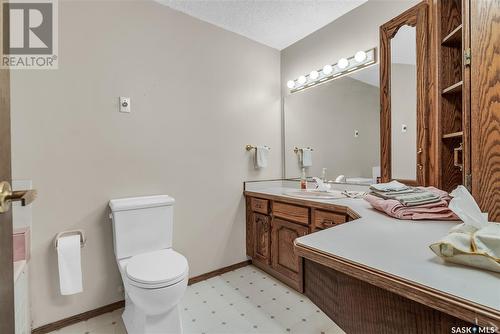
464,48,471,66
465,174,472,192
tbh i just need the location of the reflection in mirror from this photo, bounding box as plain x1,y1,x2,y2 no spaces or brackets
284,65,380,185
390,25,417,180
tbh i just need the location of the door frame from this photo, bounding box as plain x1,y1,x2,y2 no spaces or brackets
0,0,15,332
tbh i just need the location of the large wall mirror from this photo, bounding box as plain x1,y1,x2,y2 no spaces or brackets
380,2,428,185
284,64,380,185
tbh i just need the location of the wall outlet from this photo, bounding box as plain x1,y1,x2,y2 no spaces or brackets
401,124,407,133
354,130,359,138
119,97,130,113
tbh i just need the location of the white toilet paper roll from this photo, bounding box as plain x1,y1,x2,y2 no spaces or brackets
57,234,83,295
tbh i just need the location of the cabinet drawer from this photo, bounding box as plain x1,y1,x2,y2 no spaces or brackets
273,202,309,225
250,198,269,214
314,210,346,230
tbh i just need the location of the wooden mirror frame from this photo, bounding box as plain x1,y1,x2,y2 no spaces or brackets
380,2,428,186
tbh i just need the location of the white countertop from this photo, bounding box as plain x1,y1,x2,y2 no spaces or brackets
247,186,500,312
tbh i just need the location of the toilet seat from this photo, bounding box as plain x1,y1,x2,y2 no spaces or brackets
126,249,188,289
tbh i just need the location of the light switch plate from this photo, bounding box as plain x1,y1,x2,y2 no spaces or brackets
119,97,130,113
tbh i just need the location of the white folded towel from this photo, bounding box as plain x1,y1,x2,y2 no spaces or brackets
370,180,409,192
301,148,312,167
255,146,270,168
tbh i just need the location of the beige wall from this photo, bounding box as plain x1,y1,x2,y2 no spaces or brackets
391,63,417,180
10,0,281,327
284,75,380,179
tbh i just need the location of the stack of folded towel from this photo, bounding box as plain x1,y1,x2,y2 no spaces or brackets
369,181,441,206
365,181,459,220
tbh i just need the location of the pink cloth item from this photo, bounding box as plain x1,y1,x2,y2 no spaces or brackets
13,227,30,261
364,187,459,221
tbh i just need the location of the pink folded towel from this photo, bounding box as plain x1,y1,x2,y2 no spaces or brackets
364,187,459,221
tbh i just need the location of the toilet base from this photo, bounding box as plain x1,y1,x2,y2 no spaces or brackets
122,297,183,334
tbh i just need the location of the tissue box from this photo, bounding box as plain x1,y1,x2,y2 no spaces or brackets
13,227,30,262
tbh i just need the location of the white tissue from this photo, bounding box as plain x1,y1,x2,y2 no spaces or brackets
57,235,83,295
430,186,500,273
449,186,488,229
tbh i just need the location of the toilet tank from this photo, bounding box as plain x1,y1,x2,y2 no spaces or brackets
109,195,175,260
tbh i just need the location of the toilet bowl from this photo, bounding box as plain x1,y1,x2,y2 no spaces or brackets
109,195,188,334
118,249,188,334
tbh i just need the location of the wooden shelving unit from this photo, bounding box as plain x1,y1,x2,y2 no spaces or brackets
442,131,463,139
442,80,463,95
442,24,462,46
438,0,467,192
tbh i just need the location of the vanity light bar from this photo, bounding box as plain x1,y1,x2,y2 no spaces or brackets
287,48,377,93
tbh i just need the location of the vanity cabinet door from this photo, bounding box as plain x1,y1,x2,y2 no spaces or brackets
271,218,308,286
253,213,271,265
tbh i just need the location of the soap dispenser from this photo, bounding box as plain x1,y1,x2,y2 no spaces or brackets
300,168,307,190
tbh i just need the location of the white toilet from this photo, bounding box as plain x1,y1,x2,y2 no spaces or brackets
109,195,189,334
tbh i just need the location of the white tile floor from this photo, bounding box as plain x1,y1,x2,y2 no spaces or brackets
49,265,344,334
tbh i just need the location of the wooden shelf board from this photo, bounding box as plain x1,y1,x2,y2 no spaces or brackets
442,131,463,139
442,80,463,95
442,24,463,46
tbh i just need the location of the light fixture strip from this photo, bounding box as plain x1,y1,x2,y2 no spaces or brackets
287,47,377,93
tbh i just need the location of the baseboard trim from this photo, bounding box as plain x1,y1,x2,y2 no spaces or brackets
31,260,252,334
31,300,125,334
188,259,252,285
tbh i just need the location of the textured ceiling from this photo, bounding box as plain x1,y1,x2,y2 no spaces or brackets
155,0,368,50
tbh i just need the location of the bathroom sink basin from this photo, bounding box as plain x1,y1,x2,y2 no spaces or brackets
283,190,346,200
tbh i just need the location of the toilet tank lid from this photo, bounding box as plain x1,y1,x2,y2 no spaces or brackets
109,195,175,212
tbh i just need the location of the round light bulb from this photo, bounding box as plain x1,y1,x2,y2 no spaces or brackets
337,58,349,69
287,80,295,89
354,51,367,63
297,75,307,85
309,70,319,80
322,64,333,75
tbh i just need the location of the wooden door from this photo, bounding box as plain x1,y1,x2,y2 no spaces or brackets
253,213,271,265
271,218,308,285
470,0,500,221
0,0,14,332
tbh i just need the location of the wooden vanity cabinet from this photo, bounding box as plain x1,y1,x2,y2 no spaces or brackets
253,213,271,265
272,218,308,288
245,193,353,292
312,209,347,232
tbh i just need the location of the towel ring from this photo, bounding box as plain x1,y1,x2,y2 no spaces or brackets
54,229,86,249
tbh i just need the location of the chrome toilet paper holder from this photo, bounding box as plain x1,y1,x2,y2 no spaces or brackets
54,230,86,249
